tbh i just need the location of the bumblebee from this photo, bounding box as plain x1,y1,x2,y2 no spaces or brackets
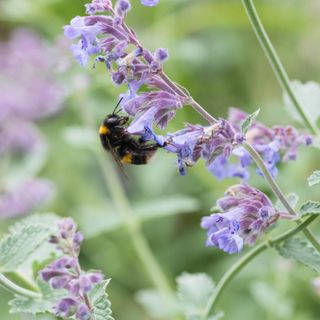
99,101,161,170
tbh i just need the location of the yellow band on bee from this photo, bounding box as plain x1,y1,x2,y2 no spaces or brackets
99,125,109,135
121,154,133,164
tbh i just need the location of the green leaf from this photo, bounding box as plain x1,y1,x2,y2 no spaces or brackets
209,312,224,320
78,195,199,238
300,201,320,217
0,216,56,272
308,171,320,187
134,195,199,221
9,279,66,314
88,280,114,320
276,237,320,273
283,80,320,128
275,193,299,213
241,109,260,134
136,289,180,319
177,272,215,319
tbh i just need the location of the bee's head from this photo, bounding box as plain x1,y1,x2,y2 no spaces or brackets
103,114,129,127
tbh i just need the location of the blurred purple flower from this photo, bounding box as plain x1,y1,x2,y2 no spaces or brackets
40,218,105,319
201,184,280,254
0,29,65,122
0,121,44,155
0,28,66,219
0,180,55,219
141,0,160,7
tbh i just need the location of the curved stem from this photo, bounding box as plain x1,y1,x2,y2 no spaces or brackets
200,214,318,319
0,273,41,299
76,102,173,297
241,0,318,135
244,143,320,253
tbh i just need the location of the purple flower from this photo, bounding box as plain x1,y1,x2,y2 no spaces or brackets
64,17,102,66
201,184,280,254
40,218,106,319
164,120,244,176
154,48,169,63
210,108,313,180
207,155,250,180
141,0,160,6
0,180,54,219
55,297,78,318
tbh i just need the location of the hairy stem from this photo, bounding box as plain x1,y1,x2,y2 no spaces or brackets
241,0,318,135
200,214,318,319
0,273,41,299
76,102,173,297
244,143,320,253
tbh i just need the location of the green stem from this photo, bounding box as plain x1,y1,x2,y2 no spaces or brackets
241,0,318,135
244,143,320,253
0,273,41,299
95,152,173,295
76,102,173,296
200,214,318,319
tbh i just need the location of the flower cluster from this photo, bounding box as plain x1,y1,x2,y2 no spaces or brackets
64,0,312,179
65,1,312,256
201,184,280,254
64,0,246,175
0,29,65,219
40,218,104,319
210,108,313,180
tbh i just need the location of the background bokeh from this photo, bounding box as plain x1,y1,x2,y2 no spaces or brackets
1,0,320,319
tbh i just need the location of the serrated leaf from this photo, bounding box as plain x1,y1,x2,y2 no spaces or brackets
308,171,320,187
300,201,320,217
9,279,66,314
88,280,114,320
275,193,299,213
283,80,320,127
136,289,180,318
0,220,55,272
241,109,260,134
276,237,320,273
177,273,215,319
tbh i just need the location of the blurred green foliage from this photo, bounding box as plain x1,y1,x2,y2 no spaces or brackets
1,0,320,319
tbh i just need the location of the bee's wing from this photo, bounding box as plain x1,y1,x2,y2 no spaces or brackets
104,137,129,180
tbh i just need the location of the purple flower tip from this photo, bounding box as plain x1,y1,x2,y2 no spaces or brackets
116,0,131,15
141,0,160,6
154,48,169,63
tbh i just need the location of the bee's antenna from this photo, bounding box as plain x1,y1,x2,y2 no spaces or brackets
112,97,124,115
